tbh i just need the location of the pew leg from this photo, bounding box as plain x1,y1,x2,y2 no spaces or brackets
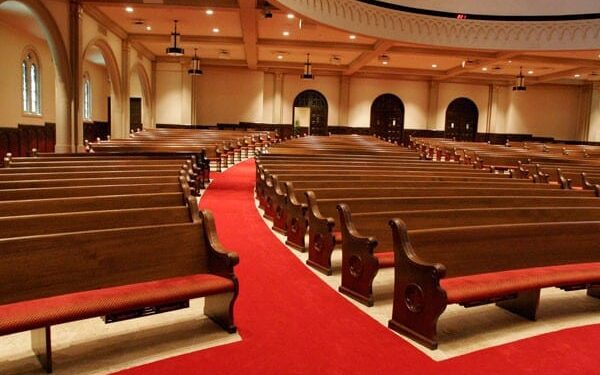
205,291,237,334
31,326,52,373
587,285,600,299
496,289,540,321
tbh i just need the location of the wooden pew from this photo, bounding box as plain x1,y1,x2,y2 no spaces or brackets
300,194,600,273
0,207,238,372
0,192,185,217
387,220,600,349
336,204,600,306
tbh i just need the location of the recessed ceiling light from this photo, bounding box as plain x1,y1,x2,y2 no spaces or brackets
125,6,134,13
287,13,295,19
431,64,437,68
212,27,220,33
277,54,284,60
481,67,488,71
282,31,290,36
508,60,512,63
349,34,356,40
528,70,534,74
378,55,390,65
145,25,152,31
206,9,214,15
574,74,581,78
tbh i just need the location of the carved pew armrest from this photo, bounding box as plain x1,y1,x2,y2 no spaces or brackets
200,210,240,276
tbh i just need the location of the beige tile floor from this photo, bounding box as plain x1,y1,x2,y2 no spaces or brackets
0,299,241,375
256,202,600,361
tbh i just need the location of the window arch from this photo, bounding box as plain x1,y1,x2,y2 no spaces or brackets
21,49,42,115
83,73,92,121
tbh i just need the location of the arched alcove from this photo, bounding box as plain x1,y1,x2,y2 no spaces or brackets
293,89,328,136
0,0,71,151
370,93,405,143
130,63,153,130
445,97,479,141
81,38,123,143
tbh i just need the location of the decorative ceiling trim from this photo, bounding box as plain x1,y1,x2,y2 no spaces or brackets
270,0,600,50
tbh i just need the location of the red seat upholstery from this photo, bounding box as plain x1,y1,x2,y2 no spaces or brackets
0,274,234,336
374,252,395,268
442,262,600,304
333,231,342,244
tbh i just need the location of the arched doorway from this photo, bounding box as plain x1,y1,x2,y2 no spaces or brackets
293,90,328,136
130,63,153,131
370,94,404,143
445,97,478,141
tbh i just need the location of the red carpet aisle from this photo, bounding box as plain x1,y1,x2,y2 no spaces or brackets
115,159,600,375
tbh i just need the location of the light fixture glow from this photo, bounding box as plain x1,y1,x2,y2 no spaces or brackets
212,27,220,33
287,13,295,19
574,74,581,78
206,9,214,15
166,20,184,56
277,54,284,60
349,34,356,40
125,6,134,13
145,25,152,31
378,55,390,65
188,48,203,76
481,67,488,71
528,70,534,75
508,60,513,63
301,53,314,80
431,64,438,68
282,31,290,36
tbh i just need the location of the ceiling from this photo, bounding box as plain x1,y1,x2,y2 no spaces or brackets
5,0,600,85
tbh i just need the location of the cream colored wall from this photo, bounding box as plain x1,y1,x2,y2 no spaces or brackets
82,61,109,122
589,83,600,142
436,82,490,132
347,77,429,129
0,20,55,127
282,74,340,125
195,67,264,124
505,85,581,140
156,62,186,124
263,73,274,124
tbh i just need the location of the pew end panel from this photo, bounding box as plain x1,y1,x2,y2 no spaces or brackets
200,209,240,333
284,182,308,251
306,191,337,269
271,176,288,234
387,219,448,350
337,204,381,306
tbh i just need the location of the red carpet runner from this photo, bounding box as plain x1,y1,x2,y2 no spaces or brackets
115,159,600,374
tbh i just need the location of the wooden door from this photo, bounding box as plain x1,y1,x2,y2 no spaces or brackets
445,98,478,141
293,90,328,136
129,97,142,132
370,94,404,143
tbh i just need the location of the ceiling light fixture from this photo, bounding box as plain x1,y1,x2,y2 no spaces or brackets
481,67,488,71
349,34,356,40
188,48,203,76
431,64,438,68
528,70,534,75
330,55,341,65
282,31,290,36
166,20,184,56
145,25,152,31
262,2,272,18
277,54,284,60
218,49,230,60
378,55,390,65
512,66,526,91
574,74,581,78
212,27,220,33
206,9,214,15
125,6,134,13
301,53,314,80
287,13,295,19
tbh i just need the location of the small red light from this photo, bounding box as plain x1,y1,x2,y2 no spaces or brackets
456,14,467,20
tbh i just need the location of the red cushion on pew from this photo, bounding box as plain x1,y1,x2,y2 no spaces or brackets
0,274,234,336
333,231,342,244
442,262,600,304
374,252,395,268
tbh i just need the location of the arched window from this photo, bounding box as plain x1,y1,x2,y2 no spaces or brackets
21,50,41,115
83,73,92,121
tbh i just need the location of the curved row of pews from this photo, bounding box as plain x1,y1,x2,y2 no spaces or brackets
0,128,268,372
256,134,600,350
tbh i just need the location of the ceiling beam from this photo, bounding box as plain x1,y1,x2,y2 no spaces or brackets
387,45,497,60
238,0,258,69
130,34,244,46
82,4,128,40
434,51,519,81
344,40,394,76
512,54,600,68
531,67,597,84
80,0,239,7
258,39,371,52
